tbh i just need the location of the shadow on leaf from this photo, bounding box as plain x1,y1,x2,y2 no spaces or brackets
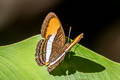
50,51,105,76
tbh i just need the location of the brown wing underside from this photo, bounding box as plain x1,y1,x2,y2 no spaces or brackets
47,43,71,72
40,12,66,65
35,39,47,66
41,12,65,46
48,27,66,63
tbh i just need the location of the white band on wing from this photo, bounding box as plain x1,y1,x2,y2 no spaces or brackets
49,51,66,66
46,34,56,62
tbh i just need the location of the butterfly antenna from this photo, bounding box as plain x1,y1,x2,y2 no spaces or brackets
68,26,72,43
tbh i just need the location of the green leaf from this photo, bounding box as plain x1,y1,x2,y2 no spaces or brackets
0,34,120,80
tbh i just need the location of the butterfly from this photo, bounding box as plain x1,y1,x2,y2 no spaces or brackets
35,12,83,72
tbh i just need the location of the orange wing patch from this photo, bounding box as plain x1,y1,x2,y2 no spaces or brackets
45,17,60,38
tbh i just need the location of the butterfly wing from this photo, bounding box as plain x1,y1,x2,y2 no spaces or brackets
41,12,65,45
41,12,66,61
35,39,47,65
42,12,67,64
35,12,65,66
47,43,71,72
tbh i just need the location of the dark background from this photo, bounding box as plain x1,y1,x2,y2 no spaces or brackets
0,0,120,62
